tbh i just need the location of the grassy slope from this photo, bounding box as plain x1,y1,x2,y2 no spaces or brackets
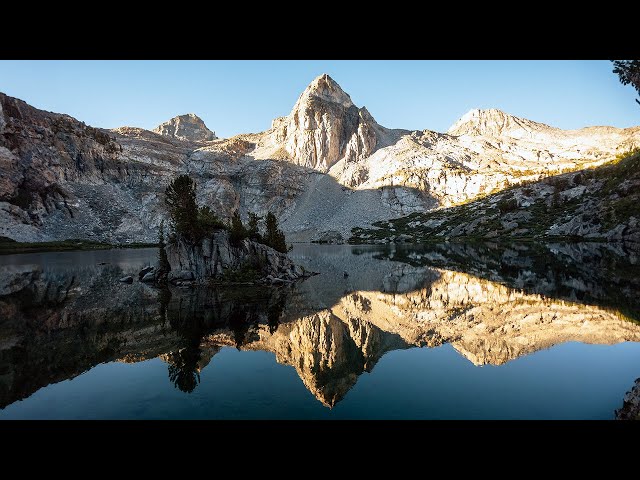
350,150,640,244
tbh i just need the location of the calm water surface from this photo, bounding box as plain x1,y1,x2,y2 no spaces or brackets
1,242,639,419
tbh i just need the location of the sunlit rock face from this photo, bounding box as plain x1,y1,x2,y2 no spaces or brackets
229,308,407,407
274,74,382,172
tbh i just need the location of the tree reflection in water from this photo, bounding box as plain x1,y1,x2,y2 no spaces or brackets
161,286,289,392
166,341,201,393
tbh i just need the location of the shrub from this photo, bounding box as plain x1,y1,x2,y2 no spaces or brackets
497,197,518,213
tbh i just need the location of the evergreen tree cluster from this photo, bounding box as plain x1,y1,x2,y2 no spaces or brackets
164,175,225,244
162,174,290,253
229,210,290,253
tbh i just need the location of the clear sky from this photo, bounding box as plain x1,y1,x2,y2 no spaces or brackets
0,60,637,138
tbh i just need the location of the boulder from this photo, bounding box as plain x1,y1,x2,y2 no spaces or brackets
395,234,413,243
139,266,154,281
168,270,195,283
141,272,156,283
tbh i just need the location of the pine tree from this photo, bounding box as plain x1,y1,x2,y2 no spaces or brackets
198,205,225,233
157,221,171,284
229,210,247,246
165,175,200,243
264,212,289,253
247,212,262,242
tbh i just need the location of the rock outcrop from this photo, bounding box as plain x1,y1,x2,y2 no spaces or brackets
167,230,307,283
153,113,217,142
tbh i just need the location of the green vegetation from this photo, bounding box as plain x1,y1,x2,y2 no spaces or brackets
613,60,640,106
229,211,248,246
247,212,262,242
497,196,518,213
224,208,290,253
219,262,261,283
157,221,171,284
165,175,200,243
0,237,156,255
263,212,290,253
165,175,225,244
164,174,290,252
198,205,226,232
217,253,267,284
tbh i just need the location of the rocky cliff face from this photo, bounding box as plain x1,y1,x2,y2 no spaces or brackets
2,75,640,244
153,113,217,142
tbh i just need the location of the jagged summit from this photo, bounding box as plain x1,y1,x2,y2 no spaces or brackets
448,108,555,138
267,74,380,172
153,113,217,142
296,73,355,108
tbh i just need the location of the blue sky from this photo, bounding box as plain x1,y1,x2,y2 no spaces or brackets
0,60,637,138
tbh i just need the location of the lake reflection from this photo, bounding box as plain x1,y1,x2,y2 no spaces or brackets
1,242,639,419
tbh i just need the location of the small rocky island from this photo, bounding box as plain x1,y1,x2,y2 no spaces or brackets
166,229,308,286
125,174,313,287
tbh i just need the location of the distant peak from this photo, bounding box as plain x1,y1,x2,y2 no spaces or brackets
448,108,554,137
297,73,354,108
456,108,510,122
153,113,217,142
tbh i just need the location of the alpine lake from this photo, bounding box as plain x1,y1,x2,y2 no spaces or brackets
1,241,639,420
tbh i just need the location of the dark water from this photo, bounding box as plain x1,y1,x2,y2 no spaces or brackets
1,242,639,419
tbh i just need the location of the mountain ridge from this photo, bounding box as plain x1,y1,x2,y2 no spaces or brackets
1,74,639,244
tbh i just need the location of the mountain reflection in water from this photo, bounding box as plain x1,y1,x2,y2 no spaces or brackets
0,242,639,415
